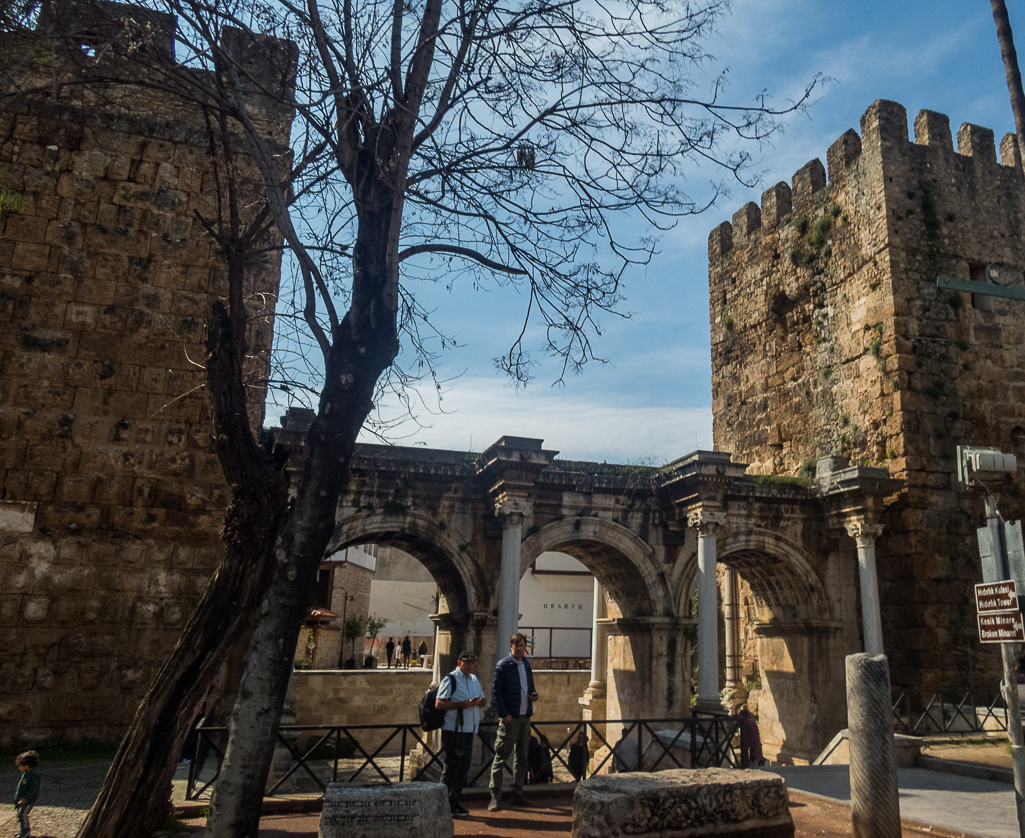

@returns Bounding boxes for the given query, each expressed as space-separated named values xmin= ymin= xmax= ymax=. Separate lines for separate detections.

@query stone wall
xmin=0 ymin=11 xmax=293 ymax=745
xmin=292 ymin=670 xmax=590 ymax=752
xmin=708 ymin=99 xmax=1025 ymax=690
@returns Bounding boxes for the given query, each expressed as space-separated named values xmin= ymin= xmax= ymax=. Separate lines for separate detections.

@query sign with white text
xmin=978 ymin=610 xmax=1025 ymax=643
xmin=975 ymin=580 xmax=1019 ymax=613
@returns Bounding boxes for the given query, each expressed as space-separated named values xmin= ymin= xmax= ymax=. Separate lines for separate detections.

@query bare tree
xmin=5 ymin=0 xmax=817 ymax=832
xmin=991 ymin=0 xmax=1025 ymax=167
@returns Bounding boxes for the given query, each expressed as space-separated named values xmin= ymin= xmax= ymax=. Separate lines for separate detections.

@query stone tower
xmin=0 ymin=4 xmax=294 ymax=744
xmin=709 ymin=99 xmax=1025 ymax=691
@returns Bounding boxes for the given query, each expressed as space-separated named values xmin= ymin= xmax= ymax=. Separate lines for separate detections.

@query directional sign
xmin=978 ymin=611 xmax=1025 ymax=643
xmin=976 ymin=580 xmax=1019 ymax=612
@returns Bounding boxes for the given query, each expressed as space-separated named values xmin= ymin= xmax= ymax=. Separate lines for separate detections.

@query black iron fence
xmin=892 ymin=689 xmax=1011 ymax=736
xmin=184 ymin=713 xmax=745 ymax=801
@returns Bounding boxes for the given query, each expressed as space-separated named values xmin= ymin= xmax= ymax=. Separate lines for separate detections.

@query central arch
xmin=520 ymin=517 xmax=670 ymax=617
xmin=519 ymin=517 xmax=684 ymax=720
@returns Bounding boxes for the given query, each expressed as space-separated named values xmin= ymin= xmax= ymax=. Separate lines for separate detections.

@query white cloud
xmin=360 ymin=376 xmax=713 ymax=463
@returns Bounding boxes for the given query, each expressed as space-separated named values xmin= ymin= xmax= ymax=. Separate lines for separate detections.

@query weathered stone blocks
xmin=571 ymin=769 xmax=793 ymax=838
xmin=319 ymin=782 xmax=452 ymax=838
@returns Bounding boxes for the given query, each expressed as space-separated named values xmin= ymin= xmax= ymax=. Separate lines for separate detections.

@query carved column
xmin=721 ymin=567 xmax=748 ymax=712
xmin=845 ymin=519 xmax=886 ymax=655
xmin=496 ymin=499 xmax=530 ymax=660
xmin=689 ymin=508 xmax=727 ymax=711
xmin=580 ymin=580 xmax=608 ymax=730
xmin=477 ymin=436 xmax=557 ymax=661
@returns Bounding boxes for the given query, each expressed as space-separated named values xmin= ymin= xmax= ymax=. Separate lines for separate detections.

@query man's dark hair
xmin=510 ymin=632 xmax=528 ymax=647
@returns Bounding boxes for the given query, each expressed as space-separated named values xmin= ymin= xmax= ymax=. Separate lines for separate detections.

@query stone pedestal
xmin=572 ymin=769 xmax=793 ymax=838
xmin=320 ymin=782 xmax=452 ymax=838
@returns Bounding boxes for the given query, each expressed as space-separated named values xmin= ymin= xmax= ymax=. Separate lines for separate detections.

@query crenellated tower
xmin=709 ymin=99 xmax=1025 ymax=689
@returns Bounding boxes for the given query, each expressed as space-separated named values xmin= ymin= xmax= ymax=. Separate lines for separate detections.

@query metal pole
xmin=987 ymin=493 xmax=1025 ymax=838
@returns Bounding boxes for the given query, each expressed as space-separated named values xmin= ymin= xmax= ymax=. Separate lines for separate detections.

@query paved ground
xmin=0 ymin=739 xmax=1017 ymax=838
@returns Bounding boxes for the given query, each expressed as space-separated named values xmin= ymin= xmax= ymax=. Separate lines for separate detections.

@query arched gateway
xmin=271 ymin=417 xmax=900 ymax=762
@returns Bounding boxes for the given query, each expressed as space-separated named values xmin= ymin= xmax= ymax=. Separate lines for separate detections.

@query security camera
xmin=957 ymin=445 xmax=1018 ymax=487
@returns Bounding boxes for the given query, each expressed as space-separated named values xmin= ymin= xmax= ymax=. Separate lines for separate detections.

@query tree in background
xmin=364 ymin=615 xmax=389 ymax=666
xmin=1 ymin=0 xmax=817 ymax=832
xmin=990 ymin=0 xmax=1025 ymax=167
xmin=342 ymin=615 xmax=367 ymax=665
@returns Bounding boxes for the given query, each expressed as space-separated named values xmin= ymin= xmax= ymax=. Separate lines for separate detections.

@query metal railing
xmin=892 ymin=689 xmax=1011 ymax=736
xmin=184 ymin=713 xmax=744 ymax=801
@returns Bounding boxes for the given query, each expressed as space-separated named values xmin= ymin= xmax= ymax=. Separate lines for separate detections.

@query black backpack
xmin=419 ymin=674 xmax=456 ymax=731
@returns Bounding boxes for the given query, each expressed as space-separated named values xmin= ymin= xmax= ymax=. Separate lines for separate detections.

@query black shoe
xmin=511 ymin=792 xmax=529 ymax=807
xmin=451 ymin=804 xmax=470 ymax=818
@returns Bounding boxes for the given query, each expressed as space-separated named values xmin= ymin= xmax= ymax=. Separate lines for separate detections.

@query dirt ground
xmin=787 ymin=790 xmax=980 ymax=838
xmin=177 ymin=789 xmax=987 ymax=838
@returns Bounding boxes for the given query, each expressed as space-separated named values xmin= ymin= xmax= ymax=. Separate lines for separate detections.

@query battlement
xmin=41 ymin=1 xmax=298 ymax=108
xmin=710 ymin=99 xmax=1023 ymax=260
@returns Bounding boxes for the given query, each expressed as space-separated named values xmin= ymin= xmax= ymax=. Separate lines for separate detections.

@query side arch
xmin=677 ymin=526 xmax=833 ymax=623
xmin=329 ymin=510 xmax=480 ymax=617
xmin=520 ymin=517 xmax=671 ymax=617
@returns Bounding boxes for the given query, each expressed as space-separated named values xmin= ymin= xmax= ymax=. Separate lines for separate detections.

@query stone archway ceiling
xmin=720 ymin=549 xmax=816 ymax=609
xmin=546 ymin=539 xmax=651 ymax=609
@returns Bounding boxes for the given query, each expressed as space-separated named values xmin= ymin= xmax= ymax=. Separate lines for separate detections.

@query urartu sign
xmin=975 ymin=580 xmax=1018 ymax=613
xmin=978 ymin=611 xmax=1025 ymax=643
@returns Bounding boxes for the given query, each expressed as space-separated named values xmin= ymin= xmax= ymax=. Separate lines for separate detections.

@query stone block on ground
xmin=572 ymin=768 xmax=793 ymax=838
xmin=319 ymin=781 xmax=452 ymax=838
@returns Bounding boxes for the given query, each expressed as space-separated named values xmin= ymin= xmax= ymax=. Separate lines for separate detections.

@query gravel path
xmin=0 ymin=760 xmax=110 ymax=838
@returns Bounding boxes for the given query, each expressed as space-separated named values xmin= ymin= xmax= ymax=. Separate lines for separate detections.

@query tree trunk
xmin=76 ymin=302 xmax=289 ymax=838
xmin=204 ymin=201 xmax=401 ymax=837
xmin=991 ymin=0 xmax=1025 ymax=168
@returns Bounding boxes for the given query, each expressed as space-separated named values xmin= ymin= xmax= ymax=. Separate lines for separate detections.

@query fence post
xmin=400 ymin=726 xmax=407 ymax=783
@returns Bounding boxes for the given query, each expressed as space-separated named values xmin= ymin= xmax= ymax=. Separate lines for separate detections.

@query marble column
xmin=496 ymin=502 xmax=528 ymax=660
xmin=721 ymin=567 xmax=748 ymax=712
xmin=845 ymin=519 xmax=886 ymax=655
xmin=581 ymin=580 xmax=608 ymax=731
xmin=689 ymin=509 xmax=727 ymax=711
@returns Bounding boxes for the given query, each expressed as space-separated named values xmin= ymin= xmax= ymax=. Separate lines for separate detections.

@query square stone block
xmin=319 ymin=781 xmax=452 ymax=838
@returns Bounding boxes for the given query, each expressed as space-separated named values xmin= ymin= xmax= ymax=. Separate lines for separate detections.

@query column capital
xmin=844 ymin=518 xmax=884 ymax=546
xmin=494 ymin=498 xmax=531 ymax=523
xmin=688 ymin=508 xmax=728 ymax=534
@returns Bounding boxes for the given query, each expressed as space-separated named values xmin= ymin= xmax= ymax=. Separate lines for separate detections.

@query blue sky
xmin=272 ymin=0 xmax=1025 ymax=464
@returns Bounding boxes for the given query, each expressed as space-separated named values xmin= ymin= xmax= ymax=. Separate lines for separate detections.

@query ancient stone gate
xmin=272 ymin=415 xmax=898 ymax=762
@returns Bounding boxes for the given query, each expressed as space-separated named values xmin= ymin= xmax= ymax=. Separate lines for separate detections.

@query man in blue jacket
xmin=488 ymin=633 xmax=538 ymax=810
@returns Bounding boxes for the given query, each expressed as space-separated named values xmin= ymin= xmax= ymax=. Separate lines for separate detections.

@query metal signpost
xmin=959 ymin=446 xmax=1025 ymax=838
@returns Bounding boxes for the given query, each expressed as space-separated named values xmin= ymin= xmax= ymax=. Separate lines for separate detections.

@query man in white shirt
xmin=436 ymin=650 xmax=487 ymax=817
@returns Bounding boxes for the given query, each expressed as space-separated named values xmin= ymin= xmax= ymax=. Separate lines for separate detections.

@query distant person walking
xmin=738 ymin=707 xmax=766 ymax=767
xmin=418 ymin=640 xmax=429 ymax=665
xmin=386 ymin=637 xmax=396 ymax=668
xmin=435 ymin=650 xmax=486 ymax=818
xmin=401 ymin=636 xmax=412 ymax=669
xmin=14 ymin=750 xmax=40 ymax=838
xmin=610 ymin=728 xmax=638 ymax=773
xmin=488 ymin=633 xmax=538 ymax=811
xmin=568 ymin=731 xmax=589 ymax=781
